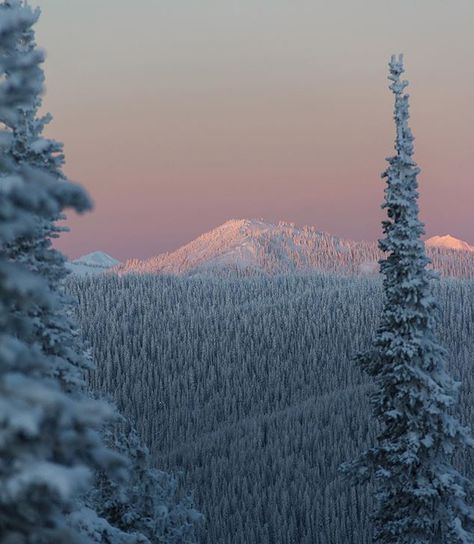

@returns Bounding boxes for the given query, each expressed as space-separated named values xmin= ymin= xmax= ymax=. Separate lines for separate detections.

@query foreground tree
xmin=90 ymin=417 xmax=202 ymax=543
xmin=2 ymin=4 xmax=202 ymax=542
xmin=0 ymin=2 xmax=129 ymax=541
xmin=6 ymin=1 xmax=93 ymax=394
xmin=345 ymin=55 xmax=474 ymax=543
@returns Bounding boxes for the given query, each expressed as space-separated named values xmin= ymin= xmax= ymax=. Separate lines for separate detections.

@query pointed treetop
xmin=387 ymin=53 xmax=416 ymax=162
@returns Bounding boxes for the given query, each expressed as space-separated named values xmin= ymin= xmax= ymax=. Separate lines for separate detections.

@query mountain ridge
xmin=114 ymin=220 xmax=474 ymax=279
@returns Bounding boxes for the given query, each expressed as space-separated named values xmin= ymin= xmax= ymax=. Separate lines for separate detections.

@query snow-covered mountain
xmin=67 ymin=251 xmax=120 ymax=276
xmin=115 ymin=219 xmax=474 ymax=278
xmin=116 ymin=219 xmax=374 ymax=276
xmin=425 ymin=234 xmax=474 ymax=252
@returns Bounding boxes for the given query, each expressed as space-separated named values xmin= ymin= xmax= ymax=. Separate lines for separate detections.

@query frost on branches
xmin=5 ymin=0 xmax=94 ymax=394
xmin=344 ymin=55 xmax=474 ymax=543
xmin=0 ymin=2 xmax=125 ymax=542
xmin=0 ymin=3 xmax=202 ymax=543
xmin=90 ymin=417 xmax=203 ymax=544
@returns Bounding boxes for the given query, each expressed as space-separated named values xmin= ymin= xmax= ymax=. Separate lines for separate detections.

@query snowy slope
xmin=117 ymin=219 xmax=379 ymax=276
xmin=116 ymin=220 xmax=474 ymax=279
xmin=67 ymin=251 xmax=120 ymax=276
xmin=425 ymin=235 xmax=474 ymax=252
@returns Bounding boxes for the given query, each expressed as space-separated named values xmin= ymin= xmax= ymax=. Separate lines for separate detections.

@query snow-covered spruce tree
xmin=0 ymin=2 xmax=133 ymax=542
xmin=2 ymin=5 xmax=203 ymax=543
xmin=5 ymin=7 xmax=93 ymax=394
xmin=90 ymin=417 xmax=203 ymax=544
xmin=344 ymin=55 xmax=474 ymax=543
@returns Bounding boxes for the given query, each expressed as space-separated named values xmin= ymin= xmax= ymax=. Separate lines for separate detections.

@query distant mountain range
xmin=66 ymin=251 xmax=120 ymax=276
xmin=107 ymin=219 xmax=474 ymax=279
xmin=66 ymin=221 xmax=474 ymax=278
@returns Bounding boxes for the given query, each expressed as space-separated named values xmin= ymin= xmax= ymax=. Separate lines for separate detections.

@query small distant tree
xmin=344 ymin=55 xmax=474 ymax=543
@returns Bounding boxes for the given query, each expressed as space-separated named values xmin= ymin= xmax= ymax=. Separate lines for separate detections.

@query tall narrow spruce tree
xmin=347 ymin=55 xmax=474 ymax=543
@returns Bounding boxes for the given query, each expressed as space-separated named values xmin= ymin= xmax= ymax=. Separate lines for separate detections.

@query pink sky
xmin=36 ymin=1 xmax=474 ymax=260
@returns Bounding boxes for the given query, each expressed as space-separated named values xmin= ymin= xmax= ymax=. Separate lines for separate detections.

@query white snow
xmin=67 ymin=251 xmax=120 ymax=276
xmin=74 ymin=251 xmax=120 ymax=267
xmin=79 ymin=222 xmax=474 ymax=278
xmin=425 ymin=235 xmax=474 ymax=252
xmin=115 ymin=219 xmax=378 ymax=276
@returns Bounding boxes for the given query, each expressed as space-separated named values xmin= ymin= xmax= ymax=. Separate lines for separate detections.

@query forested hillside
xmin=68 ymin=274 xmax=474 ymax=543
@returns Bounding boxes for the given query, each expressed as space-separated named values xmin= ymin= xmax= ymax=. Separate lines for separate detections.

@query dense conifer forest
xmin=69 ymin=273 xmax=474 ymax=543
xmin=2 ymin=1 xmax=472 ymax=541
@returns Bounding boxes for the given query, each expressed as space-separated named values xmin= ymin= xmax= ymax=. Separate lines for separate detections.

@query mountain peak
xmin=425 ymin=235 xmax=474 ymax=252
xmin=74 ymin=251 xmax=120 ymax=267
xmin=110 ymin=221 xmax=474 ymax=279
xmin=116 ymin=219 xmax=360 ymax=276
xmin=216 ymin=218 xmax=292 ymax=235
xmin=67 ymin=251 xmax=120 ymax=276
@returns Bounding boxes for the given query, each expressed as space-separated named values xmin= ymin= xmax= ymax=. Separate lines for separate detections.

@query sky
xmin=35 ymin=0 xmax=474 ymax=260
